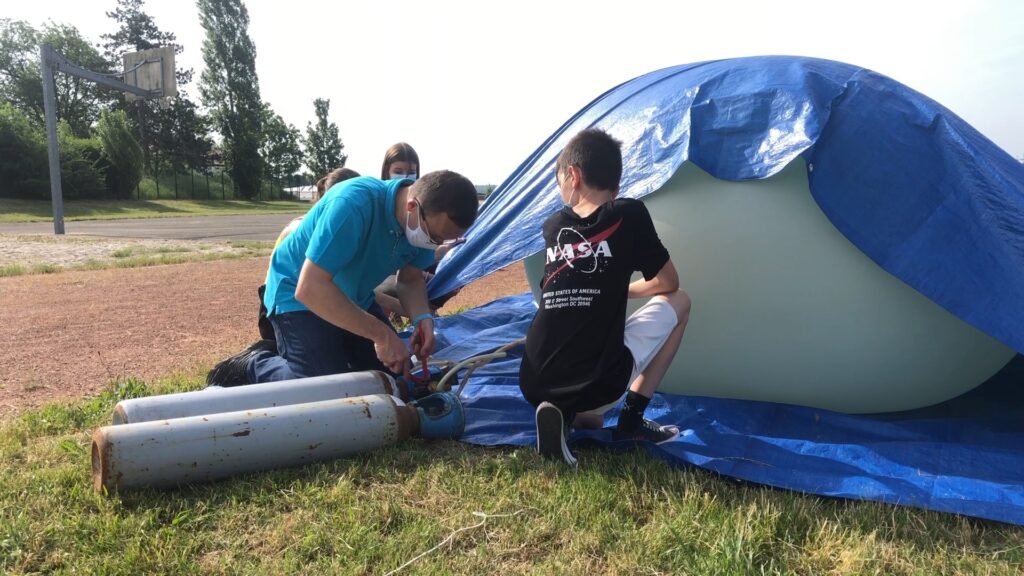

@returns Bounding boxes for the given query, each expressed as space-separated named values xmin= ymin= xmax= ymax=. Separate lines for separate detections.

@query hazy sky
xmin=9 ymin=0 xmax=1023 ymax=184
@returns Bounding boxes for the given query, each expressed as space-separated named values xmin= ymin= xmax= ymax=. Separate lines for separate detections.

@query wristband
xmin=411 ymin=313 xmax=433 ymax=327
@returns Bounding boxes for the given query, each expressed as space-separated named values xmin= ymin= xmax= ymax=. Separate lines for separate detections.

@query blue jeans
xmin=249 ymin=304 xmax=394 ymax=383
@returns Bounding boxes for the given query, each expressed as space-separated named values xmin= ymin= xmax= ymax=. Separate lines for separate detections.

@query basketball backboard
xmin=123 ymin=47 xmax=176 ymax=101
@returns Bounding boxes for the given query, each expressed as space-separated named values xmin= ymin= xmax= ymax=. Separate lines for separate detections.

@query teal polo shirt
xmin=264 ymin=176 xmax=435 ymax=315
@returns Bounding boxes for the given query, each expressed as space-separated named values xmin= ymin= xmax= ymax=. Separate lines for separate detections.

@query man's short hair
xmin=555 ymin=128 xmax=623 ymax=193
xmin=414 ymin=170 xmax=479 ymax=229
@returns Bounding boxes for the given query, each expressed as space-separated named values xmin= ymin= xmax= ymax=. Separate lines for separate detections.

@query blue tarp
xmin=430 ymin=55 xmax=1024 ymax=354
xmin=426 ymin=294 xmax=1024 ymax=525
xmin=419 ymin=56 xmax=1024 ymax=523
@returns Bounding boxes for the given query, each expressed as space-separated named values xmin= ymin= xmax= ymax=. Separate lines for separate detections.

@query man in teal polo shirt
xmin=207 ymin=170 xmax=478 ymax=385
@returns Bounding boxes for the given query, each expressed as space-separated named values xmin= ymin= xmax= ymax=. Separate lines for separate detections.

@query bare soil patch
xmin=0 ymin=257 xmax=529 ymax=420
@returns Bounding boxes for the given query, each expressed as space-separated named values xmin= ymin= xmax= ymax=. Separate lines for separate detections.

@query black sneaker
xmin=206 ymin=339 xmax=276 ymax=386
xmin=535 ymin=402 xmax=577 ymax=468
xmin=612 ymin=418 xmax=680 ymax=445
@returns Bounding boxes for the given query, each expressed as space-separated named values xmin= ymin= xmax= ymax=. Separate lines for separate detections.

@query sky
xmin=8 ymin=0 xmax=1024 ymax=185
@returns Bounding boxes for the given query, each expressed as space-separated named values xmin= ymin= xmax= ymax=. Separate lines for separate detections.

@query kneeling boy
xmin=519 ymin=129 xmax=692 ymax=467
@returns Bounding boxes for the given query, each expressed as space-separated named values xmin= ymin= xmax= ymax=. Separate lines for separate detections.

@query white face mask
xmin=391 ymin=173 xmax=417 ymax=181
xmin=562 ymin=187 xmax=578 ymax=209
xmin=557 ymin=167 xmax=579 ymax=209
xmin=405 ymin=201 xmax=439 ymax=250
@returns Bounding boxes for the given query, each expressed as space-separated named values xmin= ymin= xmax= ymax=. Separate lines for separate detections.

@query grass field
xmin=0 ymin=235 xmax=272 ymax=278
xmin=1 ymin=373 xmax=1022 ymax=575
xmin=0 ymin=198 xmax=308 ymax=223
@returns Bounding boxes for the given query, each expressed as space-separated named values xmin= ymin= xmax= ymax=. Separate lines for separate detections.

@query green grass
xmin=87 ymin=249 xmax=266 ymax=271
xmin=0 ymin=198 xmax=308 ymax=223
xmin=2 ymin=374 xmax=1022 ymax=574
xmin=0 ymin=236 xmax=273 ymax=278
xmin=0 ymin=263 xmax=27 ymax=277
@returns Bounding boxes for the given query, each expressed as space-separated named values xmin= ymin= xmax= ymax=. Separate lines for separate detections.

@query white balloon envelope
xmin=525 ymin=159 xmax=1015 ymax=413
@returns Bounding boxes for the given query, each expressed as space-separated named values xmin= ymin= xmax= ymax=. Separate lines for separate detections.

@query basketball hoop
xmin=122 ymin=47 xmax=176 ymax=102
xmin=39 ymin=43 xmax=179 ymax=235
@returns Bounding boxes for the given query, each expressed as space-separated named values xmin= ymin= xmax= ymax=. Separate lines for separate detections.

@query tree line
xmin=0 ymin=0 xmax=346 ymax=201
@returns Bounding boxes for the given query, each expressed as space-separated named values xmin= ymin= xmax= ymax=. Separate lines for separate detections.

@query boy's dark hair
xmin=381 ymin=142 xmax=420 ymax=179
xmin=555 ymin=128 xmax=623 ymax=192
xmin=413 ymin=170 xmax=479 ymax=229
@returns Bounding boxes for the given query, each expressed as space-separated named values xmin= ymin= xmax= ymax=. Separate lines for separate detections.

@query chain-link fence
xmin=137 ymin=152 xmax=311 ymax=201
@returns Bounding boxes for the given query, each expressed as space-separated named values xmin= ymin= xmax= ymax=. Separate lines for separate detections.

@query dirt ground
xmin=0 ymin=257 xmax=529 ymax=420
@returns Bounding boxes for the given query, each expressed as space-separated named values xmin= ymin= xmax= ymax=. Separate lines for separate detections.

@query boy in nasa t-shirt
xmin=519 ymin=129 xmax=692 ymax=467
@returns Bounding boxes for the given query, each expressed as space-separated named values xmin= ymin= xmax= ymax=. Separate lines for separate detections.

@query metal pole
xmin=40 ymin=45 xmax=65 ymax=235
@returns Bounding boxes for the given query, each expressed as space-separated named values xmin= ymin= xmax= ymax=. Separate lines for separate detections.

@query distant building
xmin=284 ymin=186 xmax=316 ymax=201
xmin=474 ymin=184 xmax=496 ymax=201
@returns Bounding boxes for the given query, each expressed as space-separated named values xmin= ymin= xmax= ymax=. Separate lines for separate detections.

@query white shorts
xmin=582 ymin=297 xmax=678 ymax=415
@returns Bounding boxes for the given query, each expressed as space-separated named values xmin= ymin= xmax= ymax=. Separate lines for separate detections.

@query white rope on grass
xmin=384 ymin=509 xmax=527 ymax=575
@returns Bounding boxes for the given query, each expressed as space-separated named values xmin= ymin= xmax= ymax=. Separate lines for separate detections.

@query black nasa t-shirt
xmin=519 ymin=198 xmax=670 ymax=413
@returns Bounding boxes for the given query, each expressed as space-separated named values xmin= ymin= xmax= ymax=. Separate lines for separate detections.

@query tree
xmin=95 ymin=109 xmax=143 ymax=198
xmin=102 ymin=0 xmax=195 ymax=93
xmin=303 ymin=98 xmax=345 ymax=179
xmin=0 ymin=19 xmax=117 ymax=137
xmin=102 ymin=0 xmax=203 ymax=174
xmin=152 ymin=98 xmax=213 ymax=175
xmin=260 ymin=105 xmax=302 ymax=183
xmin=0 ymin=102 xmax=48 ymax=198
xmin=0 ymin=20 xmax=41 ymax=125
xmin=57 ymin=121 xmax=106 ymax=198
xmin=197 ymin=0 xmax=263 ymax=199
xmin=101 ymin=0 xmax=190 ymax=88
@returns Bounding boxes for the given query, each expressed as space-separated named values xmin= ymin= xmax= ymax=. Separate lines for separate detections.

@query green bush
xmin=95 ymin=109 xmax=143 ymax=199
xmin=0 ymin=103 xmax=49 ymax=199
xmin=57 ymin=121 xmax=105 ymax=199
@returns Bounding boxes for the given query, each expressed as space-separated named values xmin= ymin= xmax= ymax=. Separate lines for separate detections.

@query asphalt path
xmin=0 ymin=213 xmax=302 ymax=241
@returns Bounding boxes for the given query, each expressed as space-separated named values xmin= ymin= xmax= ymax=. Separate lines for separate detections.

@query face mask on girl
xmin=390 ymin=173 xmax=417 ymax=181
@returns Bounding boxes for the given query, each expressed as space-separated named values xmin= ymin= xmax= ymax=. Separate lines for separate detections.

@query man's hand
xmin=373 ymin=326 xmax=412 ymax=378
xmin=410 ymin=318 xmax=436 ymax=359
